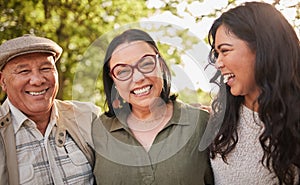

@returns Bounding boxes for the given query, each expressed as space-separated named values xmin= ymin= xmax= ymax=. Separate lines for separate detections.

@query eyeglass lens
xmin=112 ymin=55 xmax=157 ymax=81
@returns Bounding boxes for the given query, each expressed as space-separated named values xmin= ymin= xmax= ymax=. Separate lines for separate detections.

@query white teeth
xmin=133 ymin=86 xmax=151 ymax=95
xmin=223 ymin=74 xmax=235 ymax=83
xmin=28 ymin=90 xmax=46 ymax=96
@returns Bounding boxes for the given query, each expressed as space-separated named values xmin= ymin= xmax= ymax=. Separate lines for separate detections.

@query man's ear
xmin=0 ymin=72 xmax=7 ymax=92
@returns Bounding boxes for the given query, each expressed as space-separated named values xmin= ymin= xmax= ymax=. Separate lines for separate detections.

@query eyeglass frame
xmin=110 ymin=53 xmax=159 ymax=81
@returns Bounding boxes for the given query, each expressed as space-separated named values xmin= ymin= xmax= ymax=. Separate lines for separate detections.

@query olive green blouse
xmin=92 ymin=100 xmax=214 ymax=185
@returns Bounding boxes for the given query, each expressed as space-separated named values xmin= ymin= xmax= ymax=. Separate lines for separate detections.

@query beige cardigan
xmin=0 ymin=99 xmax=101 ymax=185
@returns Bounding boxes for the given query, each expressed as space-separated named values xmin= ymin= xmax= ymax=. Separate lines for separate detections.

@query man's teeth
xmin=223 ymin=74 xmax=235 ymax=83
xmin=29 ymin=90 xmax=46 ymax=96
xmin=133 ymin=86 xmax=150 ymax=95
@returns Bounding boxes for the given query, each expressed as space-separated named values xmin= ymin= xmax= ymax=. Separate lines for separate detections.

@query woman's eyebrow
xmin=216 ymin=43 xmax=233 ymax=50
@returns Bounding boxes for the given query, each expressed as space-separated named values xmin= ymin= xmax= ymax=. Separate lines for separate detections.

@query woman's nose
xmin=132 ymin=68 xmax=145 ymax=82
xmin=215 ymin=57 xmax=225 ymax=70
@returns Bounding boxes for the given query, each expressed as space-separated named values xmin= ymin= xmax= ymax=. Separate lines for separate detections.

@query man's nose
xmin=29 ymin=71 xmax=46 ymax=85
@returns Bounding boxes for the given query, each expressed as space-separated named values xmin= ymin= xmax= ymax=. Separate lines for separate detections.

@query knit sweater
xmin=210 ymin=105 xmax=278 ymax=185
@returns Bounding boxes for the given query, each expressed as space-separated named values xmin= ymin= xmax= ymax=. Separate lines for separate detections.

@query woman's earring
xmin=112 ymin=91 xmax=121 ymax=109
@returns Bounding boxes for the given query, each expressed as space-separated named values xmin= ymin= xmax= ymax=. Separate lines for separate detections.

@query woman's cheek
xmin=115 ymin=82 xmax=131 ymax=101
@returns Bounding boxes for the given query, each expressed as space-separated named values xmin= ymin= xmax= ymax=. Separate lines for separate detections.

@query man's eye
xmin=18 ymin=70 xmax=30 ymax=74
xmin=41 ymin=67 xmax=52 ymax=72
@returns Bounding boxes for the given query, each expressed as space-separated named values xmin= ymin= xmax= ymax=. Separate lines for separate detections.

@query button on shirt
xmin=8 ymin=100 xmax=94 ymax=185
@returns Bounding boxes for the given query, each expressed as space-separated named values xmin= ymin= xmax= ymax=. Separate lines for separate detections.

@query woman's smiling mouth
xmin=223 ymin=73 xmax=235 ymax=84
xmin=132 ymin=85 xmax=152 ymax=95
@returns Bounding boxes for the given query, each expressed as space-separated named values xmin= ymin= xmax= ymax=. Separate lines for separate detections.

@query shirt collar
xmin=109 ymin=100 xmax=189 ymax=132
xmin=7 ymin=99 xmax=58 ymax=134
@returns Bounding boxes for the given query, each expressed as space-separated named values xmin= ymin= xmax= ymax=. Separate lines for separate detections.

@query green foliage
xmin=176 ymin=88 xmax=212 ymax=106
xmin=1 ymin=0 xmax=298 ymax=109
xmin=0 ymin=0 xmax=154 ymax=107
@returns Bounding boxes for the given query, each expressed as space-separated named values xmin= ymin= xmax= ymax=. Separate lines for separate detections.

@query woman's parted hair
xmin=208 ymin=2 xmax=300 ymax=184
xmin=102 ymin=29 xmax=175 ymax=117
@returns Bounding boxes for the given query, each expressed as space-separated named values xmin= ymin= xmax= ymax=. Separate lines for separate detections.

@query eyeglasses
xmin=110 ymin=54 xmax=159 ymax=81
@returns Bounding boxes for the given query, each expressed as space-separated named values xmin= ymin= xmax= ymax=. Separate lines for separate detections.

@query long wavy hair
xmin=102 ymin=29 xmax=176 ymax=117
xmin=208 ymin=2 xmax=300 ymax=184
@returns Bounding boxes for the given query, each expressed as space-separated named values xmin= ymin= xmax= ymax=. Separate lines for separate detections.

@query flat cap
xmin=0 ymin=34 xmax=63 ymax=70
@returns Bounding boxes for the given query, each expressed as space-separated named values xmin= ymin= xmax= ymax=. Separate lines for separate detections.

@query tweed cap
xmin=0 ymin=34 xmax=63 ymax=70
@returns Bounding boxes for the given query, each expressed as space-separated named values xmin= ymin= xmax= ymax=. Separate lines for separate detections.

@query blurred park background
xmin=1 ymin=0 xmax=299 ymax=111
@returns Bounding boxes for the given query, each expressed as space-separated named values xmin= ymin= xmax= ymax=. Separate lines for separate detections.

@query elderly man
xmin=0 ymin=35 xmax=100 ymax=185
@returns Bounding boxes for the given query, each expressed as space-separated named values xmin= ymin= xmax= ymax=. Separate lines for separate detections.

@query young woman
xmin=207 ymin=2 xmax=300 ymax=185
xmin=92 ymin=29 xmax=214 ymax=185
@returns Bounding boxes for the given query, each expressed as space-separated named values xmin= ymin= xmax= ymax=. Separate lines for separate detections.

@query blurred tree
xmin=0 ymin=0 xmax=298 ymax=109
xmin=0 ymin=0 xmax=154 ymax=106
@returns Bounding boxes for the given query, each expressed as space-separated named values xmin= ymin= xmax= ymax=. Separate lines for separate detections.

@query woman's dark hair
xmin=103 ymin=29 xmax=176 ymax=117
xmin=208 ymin=2 xmax=300 ymax=184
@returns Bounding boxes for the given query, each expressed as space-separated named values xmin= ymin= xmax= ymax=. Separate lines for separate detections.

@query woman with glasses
xmin=92 ymin=29 xmax=214 ymax=185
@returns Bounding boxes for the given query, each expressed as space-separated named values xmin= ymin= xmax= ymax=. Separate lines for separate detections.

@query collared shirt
xmin=93 ymin=100 xmax=214 ymax=185
xmin=8 ymin=100 xmax=94 ymax=185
